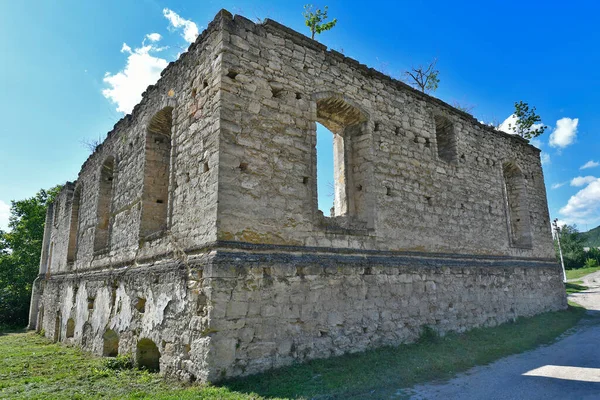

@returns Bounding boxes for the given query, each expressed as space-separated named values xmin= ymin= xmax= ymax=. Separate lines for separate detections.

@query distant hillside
xmin=580 ymin=225 xmax=600 ymax=247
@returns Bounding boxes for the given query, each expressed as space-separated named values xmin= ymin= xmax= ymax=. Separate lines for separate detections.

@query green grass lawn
xmin=566 ymin=266 xmax=600 ymax=280
xmin=0 ymin=303 xmax=586 ymax=400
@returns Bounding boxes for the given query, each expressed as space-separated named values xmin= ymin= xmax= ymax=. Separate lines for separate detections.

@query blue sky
xmin=1 ymin=0 xmax=599 ymax=231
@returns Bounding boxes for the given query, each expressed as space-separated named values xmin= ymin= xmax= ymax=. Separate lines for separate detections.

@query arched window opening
xmin=66 ymin=318 xmax=75 ymax=338
xmin=81 ymin=322 xmax=92 ymax=348
xmin=136 ymin=338 xmax=161 ymax=372
xmin=67 ymin=186 xmax=82 ymax=263
xmin=434 ymin=115 xmax=457 ymax=163
xmin=503 ymin=162 xmax=532 ymax=248
xmin=103 ymin=329 xmax=119 ymax=357
xmin=94 ymin=157 xmax=115 ymax=252
xmin=140 ymin=107 xmax=173 ymax=238
xmin=315 ymin=95 xmax=367 ymax=220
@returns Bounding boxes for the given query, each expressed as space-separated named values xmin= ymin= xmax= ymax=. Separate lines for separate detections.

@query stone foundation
xmin=36 ymin=244 xmax=566 ymax=381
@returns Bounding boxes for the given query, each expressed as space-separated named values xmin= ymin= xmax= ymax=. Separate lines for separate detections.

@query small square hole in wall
xmin=425 ymin=196 xmax=433 ymax=206
xmin=203 ymin=162 xmax=210 ymax=172
xmin=238 ymin=162 xmax=248 ymax=172
xmin=136 ymin=298 xmax=146 ymax=313
xmin=425 ymin=138 xmax=431 ymax=148
xmin=203 ymin=80 xmax=209 ymax=89
xmin=357 ymin=184 xmax=363 ymax=192
xmin=303 ymin=176 xmax=309 ymax=184
xmin=226 ymin=70 xmax=238 ymax=80
xmin=87 ymin=297 xmax=95 ymax=310
xmin=156 ymin=199 xmax=164 ymax=204
xmin=271 ymin=87 xmax=283 ymax=98
xmin=374 ymin=122 xmax=380 ymax=132
xmin=395 ymin=127 xmax=401 ymax=136
xmin=296 ymin=92 xmax=302 ymax=100
xmin=386 ymin=187 xmax=392 ymax=196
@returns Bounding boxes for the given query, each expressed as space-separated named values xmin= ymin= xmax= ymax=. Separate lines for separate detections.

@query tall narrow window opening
xmin=503 ymin=162 xmax=532 ymax=247
xmin=140 ymin=107 xmax=173 ymax=238
xmin=434 ymin=115 xmax=457 ymax=163
xmin=315 ymin=95 xmax=368 ymax=220
xmin=94 ymin=157 xmax=115 ymax=251
xmin=67 ymin=186 xmax=82 ymax=263
xmin=316 ymin=123 xmax=335 ymax=216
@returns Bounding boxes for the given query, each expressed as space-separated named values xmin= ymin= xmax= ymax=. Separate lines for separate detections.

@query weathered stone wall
xmin=216 ymin=15 xmax=553 ymax=258
xmin=30 ymin=9 xmax=566 ymax=383
xmin=36 ymin=246 xmax=566 ymax=381
xmin=42 ymin=12 xmax=227 ymax=276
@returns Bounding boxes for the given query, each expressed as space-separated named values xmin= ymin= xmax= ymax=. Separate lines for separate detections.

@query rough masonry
xmin=29 ymin=10 xmax=567 ymax=382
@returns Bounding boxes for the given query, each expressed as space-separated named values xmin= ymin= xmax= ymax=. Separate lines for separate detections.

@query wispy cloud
xmin=163 ymin=8 xmax=199 ymax=43
xmin=549 ymin=117 xmax=578 ymax=148
xmin=541 ymin=153 xmax=550 ymax=165
xmin=0 ymin=200 xmax=9 ymax=231
xmin=551 ymin=182 xmax=566 ymax=189
xmin=571 ymin=176 xmax=597 ymax=187
xmin=580 ymin=160 xmax=600 ymax=170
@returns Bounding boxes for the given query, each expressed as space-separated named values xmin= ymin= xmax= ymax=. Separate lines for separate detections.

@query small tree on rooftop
xmin=507 ymin=101 xmax=548 ymax=139
xmin=404 ymin=58 xmax=440 ymax=94
xmin=303 ymin=5 xmax=337 ymax=40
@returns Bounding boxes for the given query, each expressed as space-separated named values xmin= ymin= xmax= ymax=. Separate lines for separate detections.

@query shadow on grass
xmin=566 ymin=282 xmax=589 ymax=295
xmin=0 ymin=324 xmax=26 ymax=337
xmin=220 ymin=305 xmax=586 ymax=399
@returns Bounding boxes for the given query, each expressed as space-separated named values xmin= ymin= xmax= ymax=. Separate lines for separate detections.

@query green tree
xmin=554 ymin=224 xmax=586 ymax=270
xmin=0 ymin=186 xmax=60 ymax=326
xmin=507 ymin=101 xmax=548 ymax=139
xmin=303 ymin=4 xmax=337 ymax=40
xmin=404 ymin=58 xmax=440 ymax=94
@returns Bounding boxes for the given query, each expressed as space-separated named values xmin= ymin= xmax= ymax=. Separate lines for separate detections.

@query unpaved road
xmin=399 ymin=278 xmax=600 ymax=400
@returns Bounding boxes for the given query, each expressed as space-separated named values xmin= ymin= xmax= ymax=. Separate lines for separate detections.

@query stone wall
xmin=216 ymin=15 xmax=553 ymax=258
xmin=30 ymin=9 xmax=566 ymax=383
xmin=36 ymin=245 xmax=566 ymax=381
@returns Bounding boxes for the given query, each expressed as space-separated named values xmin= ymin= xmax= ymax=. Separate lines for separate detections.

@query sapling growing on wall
xmin=404 ymin=58 xmax=440 ymax=94
xmin=506 ymin=101 xmax=547 ymax=139
xmin=303 ymin=4 xmax=337 ymax=40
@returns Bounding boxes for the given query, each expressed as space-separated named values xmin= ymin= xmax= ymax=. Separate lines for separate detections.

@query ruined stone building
xmin=29 ymin=10 xmax=566 ymax=381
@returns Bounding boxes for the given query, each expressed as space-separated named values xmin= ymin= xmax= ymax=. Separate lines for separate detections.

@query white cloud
xmin=163 ymin=8 xmax=199 ymax=43
xmin=498 ymin=114 xmax=544 ymax=137
xmin=549 ymin=117 xmax=578 ymax=148
xmin=571 ymin=176 xmax=597 ymax=187
xmin=540 ymin=153 xmax=550 ymax=165
xmin=581 ymin=160 xmax=600 ymax=170
xmin=560 ymin=177 xmax=600 ymax=225
xmin=551 ymin=182 xmax=566 ymax=189
xmin=0 ymin=200 xmax=9 ymax=231
xmin=146 ymin=33 xmax=161 ymax=42
xmin=102 ymin=41 xmax=168 ymax=114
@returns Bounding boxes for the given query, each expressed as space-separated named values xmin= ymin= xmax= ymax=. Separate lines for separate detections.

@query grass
xmin=565 ymin=281 xmax=589 ymax=294
xmin=566 ymin=266 xmax=600 ymax=280
xmin=0 ymin=304 xmax=586 ymax=400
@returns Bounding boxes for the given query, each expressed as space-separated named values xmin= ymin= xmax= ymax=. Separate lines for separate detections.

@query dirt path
xmin=399 ymin=276 xmax=600 ymax=400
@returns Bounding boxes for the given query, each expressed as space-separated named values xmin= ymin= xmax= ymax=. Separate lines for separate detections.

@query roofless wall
xmin=30 ymin=10 xmax=565 ymax=383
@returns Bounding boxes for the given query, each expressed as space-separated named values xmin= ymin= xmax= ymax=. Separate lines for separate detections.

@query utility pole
xmin=553 ymin=219 xmax=567 ymax=283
